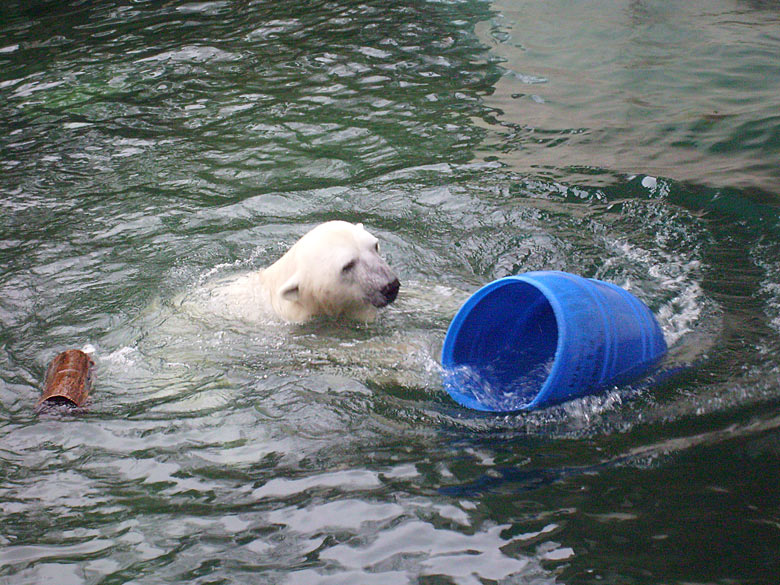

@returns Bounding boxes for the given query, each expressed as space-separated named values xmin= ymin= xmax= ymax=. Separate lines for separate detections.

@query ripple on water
xmin=2 ymin=1 xmax=780 ymax=584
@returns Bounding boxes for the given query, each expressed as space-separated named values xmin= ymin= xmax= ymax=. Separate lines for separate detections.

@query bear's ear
xmin=279 ymin=274 xmax=300 ymax=302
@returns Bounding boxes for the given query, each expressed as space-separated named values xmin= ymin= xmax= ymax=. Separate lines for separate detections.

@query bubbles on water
xmin=103 ymin=346 xmax=136 ymax=367
xmin=754 ymin=239 xmax=780 ymax=341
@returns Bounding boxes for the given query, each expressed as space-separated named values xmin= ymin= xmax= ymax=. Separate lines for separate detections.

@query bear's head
xmin=273 ymin=221 xmax=400 ymax=322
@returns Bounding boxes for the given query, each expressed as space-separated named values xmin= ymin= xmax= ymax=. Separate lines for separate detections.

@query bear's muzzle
xmin=373 ymin=278 xmax=400 ymax=307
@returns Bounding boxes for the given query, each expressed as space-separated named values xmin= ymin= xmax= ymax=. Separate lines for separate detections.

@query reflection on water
xmin=479 ymin=0 xmax=780 ymax=194
xmin=2 ymin=1 xmax=780 ymax=584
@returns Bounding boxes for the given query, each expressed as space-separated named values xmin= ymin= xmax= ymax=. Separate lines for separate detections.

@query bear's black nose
xmin=381 ymin=278 xmax=400 ymax=305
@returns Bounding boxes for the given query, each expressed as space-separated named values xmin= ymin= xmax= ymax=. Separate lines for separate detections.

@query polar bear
xmin=202 ymin=221 xmax=400 ymax=323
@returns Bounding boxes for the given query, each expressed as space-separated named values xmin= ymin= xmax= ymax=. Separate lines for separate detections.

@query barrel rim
xmin=441 ymin=271 xmax=571 ymax=411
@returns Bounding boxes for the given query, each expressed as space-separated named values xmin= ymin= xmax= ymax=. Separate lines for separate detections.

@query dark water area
xmin=1 ymin=1 xmax=779 ymax=584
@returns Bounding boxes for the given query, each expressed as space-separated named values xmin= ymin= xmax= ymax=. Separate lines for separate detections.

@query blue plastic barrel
xmin=441 ymin=271 xmax=667 ymax=411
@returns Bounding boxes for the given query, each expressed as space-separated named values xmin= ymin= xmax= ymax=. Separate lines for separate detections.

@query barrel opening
xmin=445 ymin=281 xmax=558 ymax=411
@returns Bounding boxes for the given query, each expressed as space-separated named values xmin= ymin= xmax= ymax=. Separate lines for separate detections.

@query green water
xmin=2 ymin=1 xmax=779 ymax=583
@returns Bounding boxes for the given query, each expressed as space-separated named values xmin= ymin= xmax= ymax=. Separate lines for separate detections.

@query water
xmin=1 ymin=1 xmax=779 ymax=583
xmin=444 ymin=357 xmax=555 ymax=412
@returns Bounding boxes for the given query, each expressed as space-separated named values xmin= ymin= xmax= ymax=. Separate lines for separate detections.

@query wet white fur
xmin=203 ymin=221 xmax=399 ymax=323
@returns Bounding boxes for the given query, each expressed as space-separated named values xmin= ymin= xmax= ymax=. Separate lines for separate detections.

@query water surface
xmin=2 ymin=1 xmax=779 ymax=584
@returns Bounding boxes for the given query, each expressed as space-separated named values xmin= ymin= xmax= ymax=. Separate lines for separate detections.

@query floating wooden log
xmin=36 ymin=349 xmax=94 ymax=411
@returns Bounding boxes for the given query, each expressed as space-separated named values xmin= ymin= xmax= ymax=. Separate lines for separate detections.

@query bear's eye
xmin=342 ymin=259 xmax=357 ymax=273
xmin=374 ymin=242 xmax=380 ymax=252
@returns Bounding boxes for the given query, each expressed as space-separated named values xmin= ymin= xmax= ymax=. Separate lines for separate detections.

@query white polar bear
xmin=201 ymin=221 xmax=400 ymax=323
